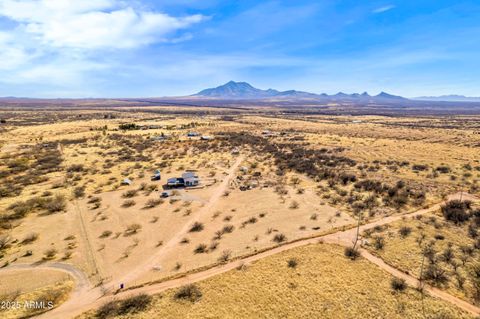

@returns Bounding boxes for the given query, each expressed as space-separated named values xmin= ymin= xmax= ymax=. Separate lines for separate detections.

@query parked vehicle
xmin=151 ymin=170 xmax=161 ymax=181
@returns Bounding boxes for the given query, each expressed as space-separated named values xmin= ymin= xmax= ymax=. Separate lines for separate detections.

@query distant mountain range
xmin=192 ymin=81 xmax=406 ymax=100
xmin=414 ymin=95 xmax=480 ymax=102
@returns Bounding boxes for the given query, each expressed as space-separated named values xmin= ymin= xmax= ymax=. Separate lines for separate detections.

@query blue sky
xmin=0 ymin=0 xmax=479 ymax=97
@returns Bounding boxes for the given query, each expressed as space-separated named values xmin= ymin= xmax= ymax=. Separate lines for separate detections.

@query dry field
xmin=79 ymin=243 xmax=472 ymax=319
xmin=0 ymin=107 xmax=479 ymax=318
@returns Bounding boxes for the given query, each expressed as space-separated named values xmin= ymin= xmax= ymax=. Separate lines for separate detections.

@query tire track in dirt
xmin=73 ymin=200 xmax=103 ymax=282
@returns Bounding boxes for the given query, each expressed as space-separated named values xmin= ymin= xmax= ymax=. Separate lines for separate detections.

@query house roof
xmin=182 ymin=172 xmax=198 ymax=179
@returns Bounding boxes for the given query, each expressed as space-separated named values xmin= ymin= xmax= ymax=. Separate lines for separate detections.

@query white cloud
xmin=0 ymin=0 xmax=205 ymax=94
xmin=0 ymin=32 xmax=33 ymax=70
xmin=0 ymin=0 xmax=205 ymax=49
xmin=372 ymin=5 xmax=396 ymax=14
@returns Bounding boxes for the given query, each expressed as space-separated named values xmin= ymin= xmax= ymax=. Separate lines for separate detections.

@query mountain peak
xmin=194 ymin=81 xmax=264 ymax=98
xmin=376 ymin=91 xmax=404 ymax=99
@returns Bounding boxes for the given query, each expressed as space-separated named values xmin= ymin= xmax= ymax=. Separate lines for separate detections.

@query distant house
xmin=151 ymin=134 xmax=169 ymax=141
xmin=166 ymin=172 xmax=200 ymax=188
xmin=187 ymin=132 xmax=200 ymax=137
xmin=182 ymin=172 xmax=200 ymax=186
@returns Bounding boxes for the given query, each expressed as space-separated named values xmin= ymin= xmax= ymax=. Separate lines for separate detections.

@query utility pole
xmin=352 ymin=212 xmax=362 ymax=250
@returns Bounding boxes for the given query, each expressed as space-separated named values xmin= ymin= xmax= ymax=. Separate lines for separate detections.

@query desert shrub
xmin=189 ymin=222 xmax=204 ymax=232
xmin=0 ymin=235 xmax=12 ymax=251
xmin=43 ymin=248 xmax=58 ymax=260
xmin=21 ymin=232 xmax=39 ymax=244
xmin=43 ymin=194 xmax=67 ymax=213
xmin=122 ymin=190 xmax=138 ymax=198
xmin=96 ymin=301 xmax=118 ymax=319
xmin=441 ymin=246 xmax=454 ymax=263
xmin=209 ymin=241 xmax=219 ymax=251
xmin=86 ymin=196 xmax=101 ymax=209
xmin=7 ymin=200 xmax=35 ymax=219
xmin=391 ymin=278 xmax=407 ymax=291
xmin=125 ymin=223 xmax=142 ymax=235
xmin=273 ymin=233 xmax=287 ymax=243
xmin=222 ymin=225 xmax=235 ymax=234
xmin=66 ymin=164 xmax=84 ymax=172
xmin=344 ymin=247 xmax=360 ymax=260
xmin=218 ymin=250 xmax=231 ymax=262
xmin=174 ymin=284 xmax=202 ymax=303
xmin=436 ymin=166 xmax=451 ymax=174
xmin=338 ymin=173 xmax=357 ymax=185
xmin=469 ymin=263 xmax=480 ymax=302
xmin=398 ymin=226 xmax=412 ymax=238
xmin=41 ymin=190 xmax=53 ymax=197
xmin=117 ymin=294 xmax=152 ymax=315
xmin=122 ymin=199 xmax=136 ymax=208
xmin=289 ymin=201 xmax=299 ymax=209
xmin=143 ymin=198 xmax=163 ymax=209
xmin=469 ymin=224 xmax=479 ymax=238
xmin=194 ymin=243 xmax=207 ymax=254
xmin=373 ymin=236 xmax=385 ymax=250
xmin=423 ymin=264 xmax=448 ymax=285
xmin=119 ymin=123 xmax=138 ymax=130
xmin=241 ymin=217 xmax=258 ymax=227
xmin=287 ymin=258 xmax=298 ymax=268
xmin=88 ymin=196 xmax=102 ymax=204
xmin=441 ymin=200 xmax=472 ymax=224
xmin=392 ymin=192 xmax=409 ymax=208
xmin=412 ymin=164 xmax=428 ymax=171
xmin=354 ymin=179 xmax=383 ymax=193
xmin=422 ymin=243 xmax=438 ymax=263
xmin=73 ymin=186 xmax=86 ymax=198
xmin=100 ymin=230 xmax=112 ymax=238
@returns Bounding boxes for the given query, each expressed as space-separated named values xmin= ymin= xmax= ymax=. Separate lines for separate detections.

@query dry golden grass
xmin=80 ymin=243 xmax=472 ymax=319
xmin=0 ymin=280 xmax=73 ymax=319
